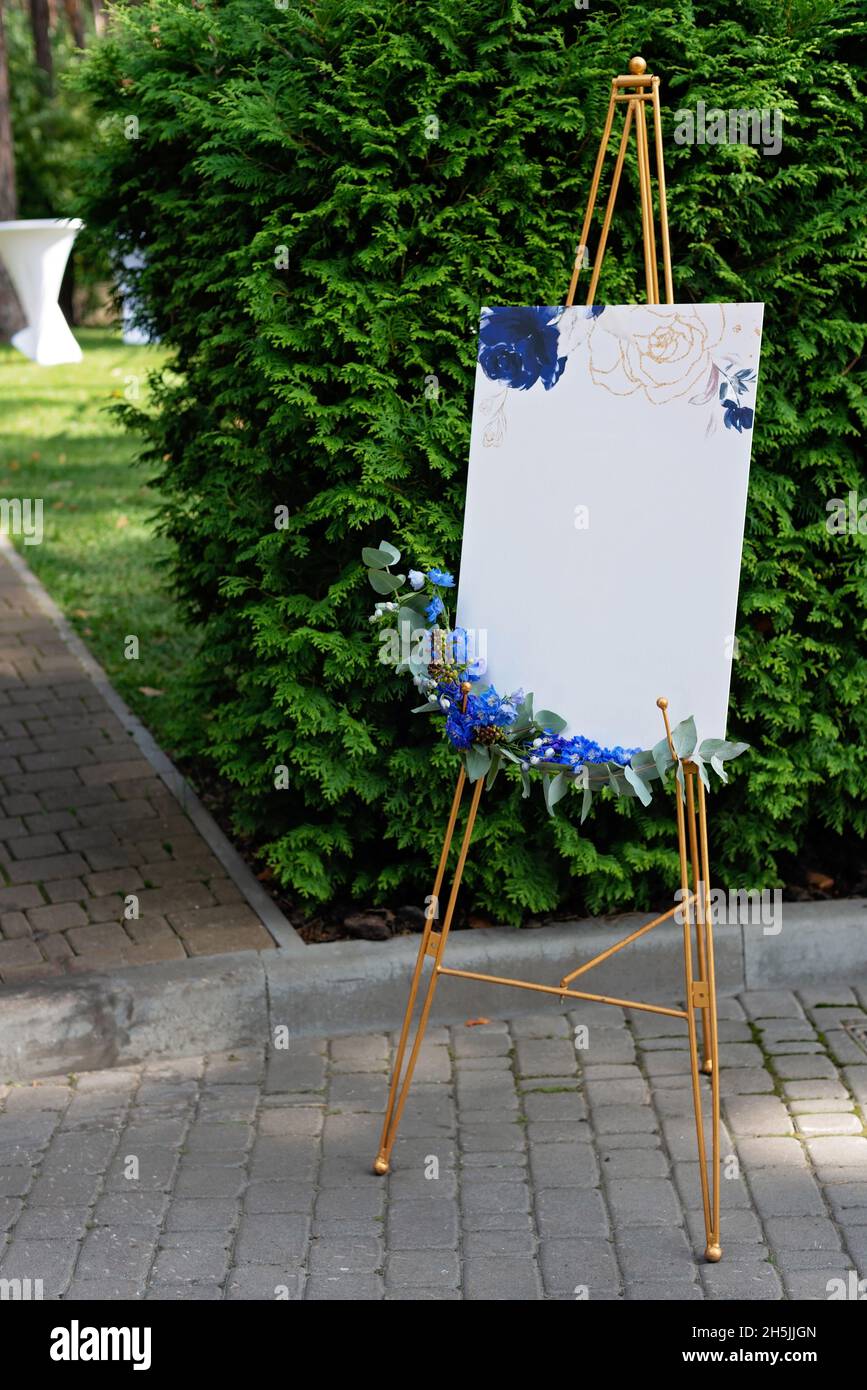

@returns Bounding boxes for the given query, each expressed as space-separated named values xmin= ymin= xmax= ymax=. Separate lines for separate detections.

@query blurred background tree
xmin=0 ymin=0 xmax=110 ymax=335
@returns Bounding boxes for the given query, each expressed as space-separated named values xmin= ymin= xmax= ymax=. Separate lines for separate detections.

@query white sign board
xmin=456 ymin=303 xmax=764 ymax=750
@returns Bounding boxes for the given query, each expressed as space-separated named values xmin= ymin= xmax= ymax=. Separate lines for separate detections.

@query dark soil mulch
xmin=185 ymin=761 xmax=867 ymax=944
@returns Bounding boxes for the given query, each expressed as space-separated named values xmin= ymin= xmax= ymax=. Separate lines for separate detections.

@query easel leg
xmin=685 ymin=772 xmax=712 ymax=1073
xmin=373 ymin=775 xmax=484 ymax=1175
xmin=678 ymin=766 xmax=722 ymax=1262
xmin=698 ymin=775 xmax=722 ymax=1260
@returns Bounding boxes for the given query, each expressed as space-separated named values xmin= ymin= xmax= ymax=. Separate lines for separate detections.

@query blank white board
xmin=456 ymin=303 xmax=764 ymax=750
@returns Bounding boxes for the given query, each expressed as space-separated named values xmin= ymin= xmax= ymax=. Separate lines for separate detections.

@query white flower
xmin=440 ymin=697 xmax=451 ymax=710
xmin=408 ymin=570 xmax=425 ymax=591
xmin=530 ymin=755 xmax=539 ymax=766
xmin=520 ymin=761 xmax=530 ymax=772
xmin=532 ymin=737 xmax=543 ymax=748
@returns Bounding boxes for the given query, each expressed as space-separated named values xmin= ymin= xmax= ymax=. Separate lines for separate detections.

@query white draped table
xmin=0 ymin=218 xmax=84 ymax=365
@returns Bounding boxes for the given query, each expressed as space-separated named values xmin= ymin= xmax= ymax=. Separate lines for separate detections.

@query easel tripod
xmin=373 ymin=58 xmax=723 ymax=1264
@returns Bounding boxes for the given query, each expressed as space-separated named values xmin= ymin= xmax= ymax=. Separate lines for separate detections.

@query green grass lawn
xmin=0 ymin=327 xmax=197 ymax=757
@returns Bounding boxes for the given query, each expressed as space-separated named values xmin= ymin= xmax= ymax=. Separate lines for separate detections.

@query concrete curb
xmin=0 ymin=535 xmax=302 ymax=954
xmin=2 ymin=898 xmax=865 ymax=1080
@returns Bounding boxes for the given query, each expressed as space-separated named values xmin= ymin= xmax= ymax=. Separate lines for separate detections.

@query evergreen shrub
xmin=74 ymin=0 xmax=867 ymax=922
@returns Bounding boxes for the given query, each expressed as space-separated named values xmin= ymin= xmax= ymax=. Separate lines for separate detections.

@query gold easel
xmin=373 ymin=57 xmax=723 ymax=1265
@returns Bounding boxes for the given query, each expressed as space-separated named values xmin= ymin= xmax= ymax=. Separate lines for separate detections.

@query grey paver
xmin=538 ymin=1236 xmax=619 ymax=1292
xmin=386 ymin=1250 xmax=459 ymax=1288
xmin=234 ymin=1214 xmax=311 ymax=1264
xmin=528 ymin=1142 xmax=600 ymax=1189
xmin=226 ymin=1265 xmax=304 ymax=1299
xmin=387 ymin=1200 xmax=459 ymax=1250
xmin=304 ymin=1273 xmax=383 ymax=1300
xmin=463 ymin=1257 xmax=542 ymax=1300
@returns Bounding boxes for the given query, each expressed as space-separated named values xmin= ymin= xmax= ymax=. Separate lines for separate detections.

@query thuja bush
xmin=74 ymin=0 xmax=867 ymax=923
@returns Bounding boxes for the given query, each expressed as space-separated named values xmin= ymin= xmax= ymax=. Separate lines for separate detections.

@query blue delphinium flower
xmin=427 ymin=568 xmax=455 ymax=588
xmin=478 ymin=306 xmax=567 ymax=392
xmin=721 ymin=398 xmax=754 ymax=433
xmin=523 ymin=733 xmax=640 ymax=768
xmin=444 ymin=628 xmax=486 ymax=681
xmin=425 ymin=594 xmax=444 ymax=624
xmin=446 ymin=626 xmax=468 ymax=666
xmin=474 ymin=686 xmax=523 ymax=728
xmin=407 ymin=570 xmax=425 ymax=591
xmin=445 ymin=707 xmax=475 ymax=750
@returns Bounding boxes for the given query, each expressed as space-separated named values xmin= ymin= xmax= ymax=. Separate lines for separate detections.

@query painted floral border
xmin=476 ymin=303 xmax=758 ymax=447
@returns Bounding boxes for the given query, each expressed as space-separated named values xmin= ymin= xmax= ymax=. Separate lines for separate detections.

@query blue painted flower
xmin=478 ymin=306 xmax=567 ymax=392
xmin=425 ymin=594 xmax=444 ymax=624
xmin=407 ymin=569 xmax=425 ymax=591
xmin=427 ymin=568 xmax=455 ymax=588
xmin=586 ymin=305 xmax=605 ymax=319
xmin=721 ymin=398 xmax=754 ymax=433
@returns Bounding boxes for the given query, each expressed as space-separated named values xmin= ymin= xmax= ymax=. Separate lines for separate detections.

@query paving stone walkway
xmin=1 ymin=986 xmax=865 ymax=1300
xmin=0 ymin=546 xmax=274 ymax=984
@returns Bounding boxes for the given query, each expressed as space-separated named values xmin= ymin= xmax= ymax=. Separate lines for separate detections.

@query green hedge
xmin=74 ymin=0 xmax=867 ymax=923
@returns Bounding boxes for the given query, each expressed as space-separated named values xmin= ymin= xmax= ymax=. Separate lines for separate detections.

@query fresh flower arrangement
xmin=364 ymin=541 xmax=748 ymax=818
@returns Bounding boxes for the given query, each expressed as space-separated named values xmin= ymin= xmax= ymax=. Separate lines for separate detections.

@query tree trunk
xmin=91 ymin=0 xmax=105 ymax=36
xmin=63 ymin=0 xmax=85 ymax=48
xmin=30 ymin=0 xmax=53 ymax=83
xmin=0 ymin=1 xmax=24 ymax=339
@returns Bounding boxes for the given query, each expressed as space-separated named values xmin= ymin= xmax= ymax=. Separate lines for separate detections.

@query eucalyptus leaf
xmin=378 ymin=541 xmax=401 ymax=564
xmin=699 ymin=737 xmax=749 ymax=762
xmin=710 ymin=753 xmax=728 ymax=783
xmin=692 ymin=753 xmax=711 ymax=792
xmin=400 ymin=591 xmax=431 ymax=616
xmin=368 ymin=568 xmax=404 ymax=594
xmin=464 ymin=745 xmax=492 ymax=783
xmin=544 ymin=771 xmax=570 ymax=816
xmin=521 ymin=770 xmax=532 ymax=799
xmin=362 ymin=546 xmax=390 ymax=569
xmin=581 ymin=787 xmax=592 ymax=823
xmin=671 ymin=716 xmax=698 ymax=759
xmin=397 ymin=606 xmax=420 ymax=632
xmin=535 ymin=709 xmax=568 ymax=735
xmin=623 ymin=764 xmax=652 ymax=806
xmin=410 ymin=702 xmax=440 ymax=714
xmin=486 ymin=751 xmax=502 ymax=790
xmin=651 ymin=736 xmax=673 ymax=782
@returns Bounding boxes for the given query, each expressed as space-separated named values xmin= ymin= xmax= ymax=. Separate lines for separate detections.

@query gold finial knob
xmin=460 ymin=681 xmax=472 ymax=693
xmin=629 ymin=56 xmax=647 ymax=75
xmin=656 ymin=696 xmax=668 ymax=710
